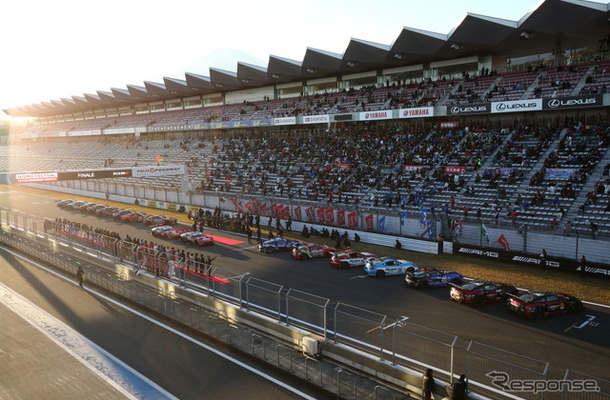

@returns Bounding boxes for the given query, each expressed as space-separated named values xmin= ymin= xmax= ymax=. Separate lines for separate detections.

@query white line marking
xmin=573 ymin=315 xmax=597 ymax=329
xmin=0 ymin=245 xmax=319 ymax=400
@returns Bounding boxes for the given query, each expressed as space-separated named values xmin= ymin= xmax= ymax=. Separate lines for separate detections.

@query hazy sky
xmin=1 ymin=0 xmax=597 ymax=117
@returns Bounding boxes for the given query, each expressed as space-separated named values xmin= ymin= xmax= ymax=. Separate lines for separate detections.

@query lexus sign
xmin=491 ymin=99 xmax=542 ymax=113
xmin=543 ymin=95 xmax=602 ymax=110
xmin=447 ymin=103 xmax=490 ymax=115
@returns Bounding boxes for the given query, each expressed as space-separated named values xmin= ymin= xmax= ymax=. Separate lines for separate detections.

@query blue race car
xmin=257 ymin=238 xmax=303 ymax=253
xmin=364 ymin=258 xmax=420 ymax=277
xmin=405 ymin=268 xmax=464 ymax=289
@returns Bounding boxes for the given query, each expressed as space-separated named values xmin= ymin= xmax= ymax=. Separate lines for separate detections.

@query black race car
xmin=450 ymin=281 xmax=520 ymax=306
xmin=506 ymin=292 xmax=583 ymax=319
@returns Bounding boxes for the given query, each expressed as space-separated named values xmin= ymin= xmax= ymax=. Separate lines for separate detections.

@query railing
xmin=0 ymin=206 xmax=608 ymax=400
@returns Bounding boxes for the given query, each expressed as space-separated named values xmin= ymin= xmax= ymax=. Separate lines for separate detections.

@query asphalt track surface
xmin=1 ymin=188 xmax=609 ymax=389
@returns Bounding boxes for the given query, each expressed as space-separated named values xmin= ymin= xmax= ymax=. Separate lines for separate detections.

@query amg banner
xmin=454 ymin=245 xmax=610 ymax=278
xmin=542 ymin=95 xmax=603 ymax=110
xmin=447 ymin=103 xmax=491 ymax=115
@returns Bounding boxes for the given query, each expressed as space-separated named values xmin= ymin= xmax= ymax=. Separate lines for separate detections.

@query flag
xmin=347 ymin=211 xmax=358 ymax=229
xmin=316 ymin=208 xmax=326 ymax=224
xmin=479 ymin=224 xmax=490 ymax=244
xmin=259 ymin=202 xmax=268 ymax=216
xmin=235 ymin=201 xmax=243 ymax=213
xmin=378 ymin=216 xmax=386 ymax=233
xmin=294 ymin=206 xmax=302 ymax=221
xmin=419 ymin=208 xmax=428 ymax=226
xmin=399 ymin=210 xmax=409 ymax=226
xmin=325 ymin=208 xmax=334 ymax=225
xmin=337 ymin=210 xmax=345 ymax=226
xmin=305 ymin=207 xmax=315 ymax=222
xmin=364 ymin=214 xmax=374 ymax=231
xmin=497 ymin=234 xmax=511 ymax=251
xmin=427 ymin=220 xmax=435 ymax=239
xmin=282 ymin=205 xmax=290 ymax=220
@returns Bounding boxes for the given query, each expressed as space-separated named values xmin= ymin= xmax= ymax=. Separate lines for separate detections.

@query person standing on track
xmin=76 ymin=265 xmax=85 ymax=288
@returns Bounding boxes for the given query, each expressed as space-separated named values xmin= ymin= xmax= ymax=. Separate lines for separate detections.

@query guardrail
xmin=1 ymin=206 xmax=608 ymax=400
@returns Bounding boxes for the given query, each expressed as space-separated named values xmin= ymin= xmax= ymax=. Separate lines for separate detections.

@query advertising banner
xmin=447 ymin=103 xmax=490 ymax=115
xmin=359 ymin=110 xmax=393 ymax=121
xmin=132 ymin=165 xmax=185 ymax=178
xmin=302 ymin=115 xmax=330 ymax=124
xmin=542 ymin=95 xmax=602 ymax=110
xmin=491 ymin=99 xmax=542 ymax=113
xmin=398 ymin=107 xmax=434 ymax=118
xmin=347 ymin=212 xmax=358 ymax=229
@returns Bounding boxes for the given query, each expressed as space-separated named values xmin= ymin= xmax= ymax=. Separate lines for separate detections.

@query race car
xmin=257 ymin=238 xmax=302 ymax=253
xmin=56 ymin=199 xmax=76 ymax=209
xmin=151 ymin=225 xmax=191 ymax=240
xmin=449 ymin=281 xmax=520 ymax=306
xmin=364 ymin=258 xmax=420 ymax=277
xmin=330 ymin=250 xmax=377 ymax=269
xmin=291 ymin=243 xmax=336 ymax=259
xmin=85 ymin=204 xmax=106 ymax=214
xmin=405 ymin=268 xmax=464 ymax=288
xmin=98 ymin=206 xmax=120 ymax=217
xmin=506 ymin=292 xmax=583 ymax=319
xmin=112 ymin=209 xmax=134 ymax=219
xmin=143 ymin=215 xmax=177 ymax=226
xmin=120 ymin=211 xmax=148 ymax=223
xmin=180 ymin=231 xmax=215 ymax=246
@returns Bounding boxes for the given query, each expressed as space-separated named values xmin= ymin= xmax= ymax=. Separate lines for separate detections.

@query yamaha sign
xmin=543 ymin=95 xmax=602 ymax=110
xmin=447 ymin=103 xmax=490 ymax=115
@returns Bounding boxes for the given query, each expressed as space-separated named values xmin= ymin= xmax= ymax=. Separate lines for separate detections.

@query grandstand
xmin=3 ymin=0 xmax=610 ymax=246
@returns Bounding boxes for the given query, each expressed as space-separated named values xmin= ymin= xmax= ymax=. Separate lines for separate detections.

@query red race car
xmin=450 ymin=281 xmax=520 ymax=306
xmin=506 ymin=291 xmax=583 ymax=319
xmin=151 ymin=225 xmax=191 ymax=240
xmin=144 ymin=215 xmax=178 ymax=226
xmin=291 ymin=243 xmax=336 ymax=259
xmin=180 ymin=231 xmax=215 ymax=246
xmin=120 ymin=211 xmax=148 ymax=223
xmin=330 ymin=250 xmax=377 ymax=269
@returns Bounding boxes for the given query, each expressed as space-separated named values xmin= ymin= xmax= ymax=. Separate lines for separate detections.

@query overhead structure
xmin=6 ymin=0 xmax=610 ymax=118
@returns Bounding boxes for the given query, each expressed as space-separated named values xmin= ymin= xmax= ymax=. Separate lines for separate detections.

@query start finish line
xmin=6 ymin=165 xmax=186 ymax=184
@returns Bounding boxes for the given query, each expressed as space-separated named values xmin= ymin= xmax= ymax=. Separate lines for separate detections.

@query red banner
xmin=347 ymin=211 xmax=358 ymax=229
xmin=294 ymin=206 xmax=302 ymax=221
xmin=306 ymin=207 xmax=315 ymax=222
xmin=325 ymin=208 xmax=334 ymax=225
xmin=337 ymin=210 xmax=345 ymax=226
xmin=364 ymin=214 xmax=374 ymax=231
xmin=316 ymin=208 xmax=326 ymax=224
xmin=259 ymin=202 xmax=268 ymax=216
xmin=282 ymin=205 xmax=290 ymax=220
xmin=497 ymin=234 xmax=512 ymax=251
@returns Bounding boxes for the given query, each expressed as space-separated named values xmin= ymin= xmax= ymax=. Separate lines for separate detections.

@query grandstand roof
xmin=7 ymin=0 xmax=610 ymax=118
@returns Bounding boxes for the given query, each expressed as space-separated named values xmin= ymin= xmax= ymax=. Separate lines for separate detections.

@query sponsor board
xmin=454 ymin=245 xmax=610 ymax=277
xmin=132 ymin=165 xmax=186 ymax=178
xmin=14 ymin=172 xmax=58 ymax=183
xmin=58 ymin=169 xmax=132 ymax=180
xmin=359 ymin=110 xmax=393 ymax=121
xmin=491 ymin=99 xmax=542 ymax=113
xmin=273 ymin=116 xmax=296 ymax=125
xmin=302 ymin=114 xmax=330 ymax=124
xmin=399 ymin=107 xmax=434 ymax=118
xmin=447 ymin=103 xmax=490 ymax=115
xmin=543 ymin=95 xmax=602 ymax=110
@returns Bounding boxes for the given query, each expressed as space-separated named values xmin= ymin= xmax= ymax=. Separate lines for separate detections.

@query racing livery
xmin=364 ymin=258 xmax=419 ymax=277
xmin=450 ymin=281 xmax=519 ymax=306
xmin=180 ymin=231 xmax=215 ymax=246
xmin=151 ymin=225 xmax=191 ymax=240
xmin=144 ymin=215 xmax=177 ymax=226
xmin=120 ymin=211 xmax=148 ymax=223
xmin=330 ymin=250 xmax=377 ymax=268
xmin=506 ymin=292 xmax=583 ymax=319
xmin=258 ymin=238 xmax=302 ymax=253
xmin=291 ymin=243 xmax=336 ymax=259
xmin=405 ymin=268 xmax=463 ymax=288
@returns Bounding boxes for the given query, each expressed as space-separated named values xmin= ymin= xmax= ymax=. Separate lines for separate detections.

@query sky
xmin=1 ymin=0 xmax=598 ymax=119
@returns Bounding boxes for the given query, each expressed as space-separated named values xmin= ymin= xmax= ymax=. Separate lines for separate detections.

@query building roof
xmin=8 ymin=0 xmax=610 ymax=117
